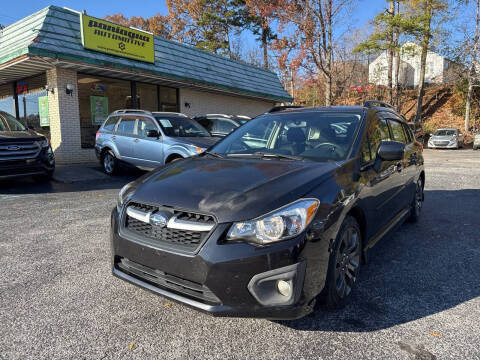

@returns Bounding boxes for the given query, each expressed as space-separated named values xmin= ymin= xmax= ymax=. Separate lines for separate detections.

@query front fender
xmin=101 ymin=141 xmax=121 ymax=159
xmin=164 ymin=144 xmax=195 ymax=160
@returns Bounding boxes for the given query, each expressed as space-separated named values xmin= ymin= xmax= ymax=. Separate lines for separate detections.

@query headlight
xmin=117 ymin=181 xmax=136 ymax=211
xmin=37 ymin=139 xmax=49 ymax=148
xmin=187 ymin=144 xmax=205 ymax=154
xmin=227 ymin=199 xmax=319 ymax=245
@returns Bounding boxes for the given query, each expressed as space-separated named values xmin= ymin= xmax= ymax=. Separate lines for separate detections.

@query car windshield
xmin=434 ymin=129 xmax=456 ymax=136
xmin=0 ymin=112 xmax=26 ymax=131
xmin=154 ymin=115 xmax=210 ymax=137
xmin=211 ymin=111 xmax=363 ymax=162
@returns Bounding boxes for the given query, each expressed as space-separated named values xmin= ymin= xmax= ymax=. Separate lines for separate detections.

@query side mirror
xmin=146 ymin=129 xmax=159 ymax=138
xmin=378 ymin=140 xmax=405 ymax=161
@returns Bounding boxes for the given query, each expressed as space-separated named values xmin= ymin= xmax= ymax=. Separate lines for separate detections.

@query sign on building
xmin=80 ymin=14 xmax=155 ymax=63
xmin=38 ymin=96 xmax=49 ymax=126
xmin=90 ymin=96 xmax=108 ymax=125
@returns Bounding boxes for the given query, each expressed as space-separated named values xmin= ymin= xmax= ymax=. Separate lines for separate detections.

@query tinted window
xmin=402 ymin=123 xmax=413 ymax=143
xmin=0 ymin=111 xmax=26 ymax=131
xmin=389 ymin=120 xmax=407 ymax=143
xmin=198 ymin=118 xmax=214 ymax=132
xmin=116 ymin=118 xmax=136 ymax=134
xmin=155 ymin=115 xmax=210 ymax=137
xmin=103 ymin=116 xmax=119 ymax=131
xmin=368 ymin=119 xmax=390 ymax=159
xmin=214 ymin=119 xmax=237 ymax=134
xmin=212 ymin=111 xmax=362 ymax=161
xmin=137 ymin=118 xmax=157 ymax=137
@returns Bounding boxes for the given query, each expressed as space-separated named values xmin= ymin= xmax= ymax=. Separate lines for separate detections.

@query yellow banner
xmin=80 ymin=14 xmax=154 ymax=63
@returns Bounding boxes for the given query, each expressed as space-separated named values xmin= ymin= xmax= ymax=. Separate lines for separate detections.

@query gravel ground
xmin=1 ymin=149 xmax=479 ymax=360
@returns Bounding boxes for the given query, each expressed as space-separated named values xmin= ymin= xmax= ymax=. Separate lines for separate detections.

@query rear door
xmin=115 ymin=117 xmax=137 ymax=162
xmin=134 ymin=117 xmax=164 ymax=168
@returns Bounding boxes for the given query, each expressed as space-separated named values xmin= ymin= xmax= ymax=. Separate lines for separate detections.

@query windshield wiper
xmin=203 ymin=151 xmax=224 ymax=158
xmin=227 ymin=152 xmax=302 ymax=161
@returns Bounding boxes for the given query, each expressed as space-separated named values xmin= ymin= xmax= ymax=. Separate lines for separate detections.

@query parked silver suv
xmin=95 ymin=110 xmax=218 ymax=174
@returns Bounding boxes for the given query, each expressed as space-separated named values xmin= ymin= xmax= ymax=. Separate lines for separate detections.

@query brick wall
xmin=46 ymin=67 xmax=96 ymax=164
xmin=179 ymin=88 xmax=275 ymax=118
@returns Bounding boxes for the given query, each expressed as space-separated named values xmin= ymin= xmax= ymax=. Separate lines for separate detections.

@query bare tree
xmin=465 ymin=0 xmax=480 ymax=132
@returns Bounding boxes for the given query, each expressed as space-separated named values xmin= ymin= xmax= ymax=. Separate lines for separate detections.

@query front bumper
xmin=428 ymin=140 xmax=458 ymax=149
xmin=110 ymin=207 xmax=330 ymax=319
xmin=0 ymin=147 xmax=55 ymax=180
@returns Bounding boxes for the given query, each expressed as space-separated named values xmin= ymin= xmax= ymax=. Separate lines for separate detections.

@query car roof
xmin=151 ymin=112 xmax=187 ymax=117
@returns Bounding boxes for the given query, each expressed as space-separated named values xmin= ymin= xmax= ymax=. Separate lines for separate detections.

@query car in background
xmin=95 ymin=110 xmax=218 ymax=175
xmin=473 ymin=130 xmax=480 ymax=150
xmin=193 ymin=114 xmax=251 ymax=138
xmin=0 ymin=111 xmax=55 ymax=182
xmin=111 ymin=101 xmax=425 ymax=319
xmin=428 ymin=128 xmax=464 ymax=149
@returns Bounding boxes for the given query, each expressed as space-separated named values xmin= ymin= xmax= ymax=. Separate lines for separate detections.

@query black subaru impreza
xmin=110 ymin=103 xmax=424 ymax=319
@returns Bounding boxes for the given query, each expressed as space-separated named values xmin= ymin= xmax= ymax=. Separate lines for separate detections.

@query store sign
xmin=38 ymin=96 xmax=49 ymax=126
xmin=80 ymin=14 xmax=155 ymax=63
xmin=90 ymin=96 xmax=109 ymax=125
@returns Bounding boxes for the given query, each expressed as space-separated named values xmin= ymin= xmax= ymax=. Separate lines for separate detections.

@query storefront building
xmin=0 ymin=6 xmax=292 ymax=163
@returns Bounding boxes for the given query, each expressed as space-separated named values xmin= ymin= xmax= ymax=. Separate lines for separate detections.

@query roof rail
xmin=112 ymin=109 xmax=153 ymax=115
xmin=266 ymin=105 xmax=303 ymax=113
xmin=363 ymin=100 xmax=395 ymax=110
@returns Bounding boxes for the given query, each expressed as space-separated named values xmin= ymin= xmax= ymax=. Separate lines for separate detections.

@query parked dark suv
xmin=110 ymin=102 xmax=424 ymax=319
xmin=0 ymin=111 xmax=55 ymax=182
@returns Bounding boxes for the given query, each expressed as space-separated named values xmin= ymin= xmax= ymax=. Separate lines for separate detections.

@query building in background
xmin=368 ymin=42 xmax=457 ymax=88
xmin=0 ymin=6 xmax=291 ymax=163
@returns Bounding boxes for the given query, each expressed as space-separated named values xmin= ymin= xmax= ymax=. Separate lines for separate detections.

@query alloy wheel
xmin=414 ymin=180 xmax=423 ymax=217
xmin=104 ymin=153 xmax=114 ymax=174
xmin=334 ymin=227 xmax=361 ymax=299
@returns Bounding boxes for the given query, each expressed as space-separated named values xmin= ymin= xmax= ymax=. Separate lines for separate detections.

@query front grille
xmin=116 ymin=257 xmax=221 ymax=304
xmin=434 ymin=141 xmax=450 ymax=146
xmin=123 ymin=202 xmax=215 ymax=253
xmin=0 ymin=142 xmax=40 ymax=161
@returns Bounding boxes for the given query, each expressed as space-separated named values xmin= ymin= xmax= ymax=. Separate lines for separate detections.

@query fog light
xmin=277 ymin=280 xmax=292 ymax=297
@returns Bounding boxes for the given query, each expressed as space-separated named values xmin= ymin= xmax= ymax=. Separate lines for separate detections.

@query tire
xmin=102 ymin=150 xmax=118 ymax=175
xmin=408 ymin=178 xmax=424 ymax=223
xmin=321 ymin=216 xmax=362 ymax=310
xmin=474 ymin=146 xmax=478 ymax=150
xmin=33 ymin=169 xmax=54 ymax=183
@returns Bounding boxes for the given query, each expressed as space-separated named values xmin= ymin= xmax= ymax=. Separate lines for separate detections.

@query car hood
xmin=174 ymin=137 xmax=219 ymax=149
xmin=0 ymin=130 xmax=44 ymax=143
xmin=131 ymin=157 xmax=338 ymax=223
xmin=430 ymin=135 xmax=454 ymax=141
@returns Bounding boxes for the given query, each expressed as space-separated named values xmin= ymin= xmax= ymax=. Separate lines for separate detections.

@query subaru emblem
xmin=149 ymin=212 xmax=169 ymax=228
xmin=7 ymin=145 xmax=20 ymax=151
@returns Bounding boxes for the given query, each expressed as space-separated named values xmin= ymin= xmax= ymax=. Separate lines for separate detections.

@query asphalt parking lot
xmin=1 ymin=149 xmax=479 ymax=360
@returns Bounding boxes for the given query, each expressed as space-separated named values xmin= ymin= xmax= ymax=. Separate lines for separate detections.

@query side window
xmin=360 ymin=136 xmax=372 ymax=164
xmin=388 ymin=119 xmax=407 ymax=143
xmin=116 ymin=117 xmax=136 ymax=135
xmin=368 ymin=118 xmax=391 ymax=159
xmin=402 ymin=123 xmax=413 ymax=143
xmin=137 ymin=118 xmax=157 ymax=137
xmin=198 ymin=118 xmax=213 ymax=132
xmin=103 ymin=116 xmax=119 ymax=131
xmin=215 ymin=119 xmax=237 ymax=135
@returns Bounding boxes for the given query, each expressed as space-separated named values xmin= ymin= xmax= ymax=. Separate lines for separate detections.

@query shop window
xmin=0 ymin=83 xmax=15 ymax=115
xmin=159 ymin=86 xmax=177 ymax=112
xmin=17 ymin=74 xmax=49 ymax=138
xmin=137 ymin=82 xmax=158 ymax=111
xmin=78 ymin=74 xmax=131 ymax=148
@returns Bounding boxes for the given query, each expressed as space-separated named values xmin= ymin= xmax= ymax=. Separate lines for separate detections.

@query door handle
xmin=133 ymin=138 xmax=140 ymax=143
xmin=111 ymin=135 xmax=116 ymax=140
